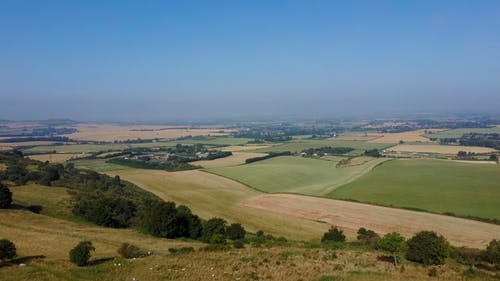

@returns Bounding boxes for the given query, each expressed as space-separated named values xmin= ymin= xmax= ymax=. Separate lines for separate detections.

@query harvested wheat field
xmin=194 ymin=152 xmax=268 ymax=168
xmin=63 ymin=123 xmax=233 ymax=142
xmin=368 ymin=129 xmax=445 ymax=143
xmin=240 ymin=194 xmax=500 ymax=249
xmin=387 ymin=144 xmax=497 ymax=154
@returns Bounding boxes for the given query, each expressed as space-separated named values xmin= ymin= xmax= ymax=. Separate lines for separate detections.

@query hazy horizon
xmin=1 ymin=1 xmax=499 ymax=121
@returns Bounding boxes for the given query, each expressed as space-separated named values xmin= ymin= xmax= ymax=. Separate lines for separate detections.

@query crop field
xmin=426 ymin=127 xmax=500 ymax=139
xmin=208 ymin=156 xmax=389 ymax=196
xmin=367 ymin=129 xmax=443 ymax=143
xmin=217 ymin=144 xmax=272 ymax=152
xmin=63 ymin=123 xmax=233 ymax=142
xmin=252 ymin=140 xmax=392 ymax=154
xmin=330 ymin=159 xmax=500 ymax=220
xmin=386 ymin=144 xmax=498 ymax=154
xmin=27 ymin=153 xmax=84 ymax=163
xmin=174 ymin=136 xmax=252 ymax=146
xmin=241 ymin=194 xmax=500 ymax=248
xmin=71 ymin=158 xmax=132 ymax=172
xmin=193 ymin=152 xmax=268 ymax=168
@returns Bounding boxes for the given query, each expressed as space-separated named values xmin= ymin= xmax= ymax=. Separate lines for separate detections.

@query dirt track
xmin=239 ymin=194 xmax=500 ymax=248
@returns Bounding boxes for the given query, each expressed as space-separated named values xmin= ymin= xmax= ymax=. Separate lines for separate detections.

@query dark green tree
xmin=0 ymin=184 xmax=12 ymax=209
xmin=483 ymin=239 xmax=500 ymax=265
xmin=202 ymin=217 xmax=227 ymax=243
xmin=140 ymin=201 xmax=178 ymax=238
xmin=69 ymin=241 xmax=95 ymax=266
xmin=226 ymin=223 xmax=246 ymax=240
xmin=406 ymin=231 xmax=450 ymax=265
xmin=321 ymin=226 xmax=346 ymax=243
xmin=0 ymin=239 xmax=16 ymax=261
xmin=357 ymin=227 xmax=380 ymax=246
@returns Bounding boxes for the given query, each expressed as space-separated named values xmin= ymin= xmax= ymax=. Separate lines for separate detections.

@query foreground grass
xmin=330 ymin=159 xmax=500 ymax=220
xmin=208 ymin=156 xmax=388 ymax=196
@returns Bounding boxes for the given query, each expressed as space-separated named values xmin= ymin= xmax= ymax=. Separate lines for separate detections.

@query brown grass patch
xmin=240 ymin=194 xmax=500 ymax=248
xmin=27 ymin=153 xmax=85 ymax=163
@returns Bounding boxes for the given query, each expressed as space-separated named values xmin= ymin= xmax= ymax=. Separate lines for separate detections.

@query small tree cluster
xmin=378 ymin=232 xmax=406 ymax=266
xmin=321 ymin=226 xmax=346 ymax=243
xmin=69 ymin=241 xmax=95 ymax=266
xmin=483 ymin=239 xmax=500 ymax=265
xmin=357 ymin=227 xmax=380 ymax=246
xmin=406 ymin=231 xmax=450 ymax=265
xmin=0 ymin=239 xmax=16 ymax=261
xmin=0 ymin=183 xmax=12 ymax=209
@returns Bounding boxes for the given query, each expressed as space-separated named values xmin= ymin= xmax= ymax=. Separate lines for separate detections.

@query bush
xmin=233 ymin=240 xmax=245 ymax=249
xmin=357 ymin=227 xmax=380 ymax=246
xmin=117 ymin=243 xmax=144 ymax=259
xmin=201 ymin=217 xmax=227 ymax=243
xmin=321 ymin=226 xmax=345 ymax=243
xmin=428 ymin=267 xmax=438 ymax=277
xmin=210 ymin=233 xmax=227 ymax=245
xmin=226 ymin=223 xmax=246 ymax=240
xmin=377 ymin=232 xmax=406 ymax=266
xmin=69 ymin=241 xmax=95 ymax=266
xmin=0 ymin=185 xmax=12 ymax=209
xmin=482 ymin=239 xmax=500 ymax=265
xmin=0 ymin=239 xmax=16 ymax=261
xmin=406 ymin=231 xmax=450 ymax=265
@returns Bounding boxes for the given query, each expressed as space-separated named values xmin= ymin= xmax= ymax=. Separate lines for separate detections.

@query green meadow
xmin=208 ymin=156 xmax=388 ymax=196
xmin=329 ymin=159 xmax=500 ymax=220
xmin=252 ymin=139 xmax=393 ymax=155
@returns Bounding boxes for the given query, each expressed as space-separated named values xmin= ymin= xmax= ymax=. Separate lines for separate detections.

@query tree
xmin=69 ymin=241 xmax=95 ymax=266
xmin=226 ymin=223 xmax=246 ymax=240
xmin=378 ymin=232 xmax=406 ymax=266
xmin=489 ymin=154 xmax=498 ymax=163
xmin=202 ymin=217 xmax=227 ymax=243
xmin=0 ymin=184 xmax=12 ymax=209
xmin=0 ymin=239 xmax=16 ymax=261
xmin=140 ymin=201 xmax=178 ymax=238
xmin=321 ymin=226 xmax=346 ymax=243
xmin=406 ymin=231 xmax=450 ymax=265
xmin=483 ymin=239 xmax=500 ymax=265
xmin=357 ymin=227 xmax=380 ymax=246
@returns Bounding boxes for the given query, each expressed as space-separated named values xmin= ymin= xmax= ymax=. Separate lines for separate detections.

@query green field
xmin=208 ymin=156 xmax=388 ymax=196
xmin=329 ymin=159 xmax=500 ymax=220
xmin=426 ymin=127 xmax=500 ymax=139
xmin=252 ymin=139 xmax=393 ymax=155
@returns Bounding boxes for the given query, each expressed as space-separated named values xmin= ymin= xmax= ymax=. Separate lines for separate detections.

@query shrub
xmin=226 ymin=223 xmax=246 ymax=240
xmin=357 ymin=227 xmax=380 ymax=246
xmin=117 ymin=243 xmax=144 ymax=259
xmin=321 ymin=226 xmax=345 ymax=243
xmin=69 ymin=241 xmax=95 ymax=266
xmin=482 ymin=239 xmax=500 ymax=265
xmin=377 ymin=232 xmax=406 ymax=266
xmin=210 ymin=233 xmax=227 ymax=245
xmin=0 ymin=239 xmax=16 ymax=261
xmin=233 ymin=240 xmax=245 ymax=249
xmin=428 ymin=267 xmax=438 ymax=277
xmin=0 ymin=185 xmax=12 ymax=209
xmin=201 ymin=217 xmax=227 ymax=243
xmin=406 ymin=231 xmax=450 ymax=265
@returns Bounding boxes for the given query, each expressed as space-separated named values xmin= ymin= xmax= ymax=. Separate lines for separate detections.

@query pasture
xmin=386 ymin=144 xmax=497 ymax=154
xmin=27 ymin=153 xmax=83 ymax=163
xmin=330 ymin=159 xmax=500 ymax=220
xmin=208 ymin=156 xmax=388 ymax=196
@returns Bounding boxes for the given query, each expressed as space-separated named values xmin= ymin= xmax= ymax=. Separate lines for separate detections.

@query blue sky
xmin=1 ymin=1 xmax=499 ymax=121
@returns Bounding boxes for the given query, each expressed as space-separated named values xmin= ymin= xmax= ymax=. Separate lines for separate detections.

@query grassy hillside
xmin=330 ymin=159 xmax=500 ymax=220
xmin=208 ymin=156 xmax=388 ymax=196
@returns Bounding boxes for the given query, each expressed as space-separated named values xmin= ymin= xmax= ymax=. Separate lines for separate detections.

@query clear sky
xmin=1 ymin=0 xmax=499 ymax=121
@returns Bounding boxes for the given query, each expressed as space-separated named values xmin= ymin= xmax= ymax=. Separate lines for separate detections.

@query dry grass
xmin=387 ymin=144 xmax=497 ymax=154
xmin=110 ymin=169 xmax=329 ymax=240
xmin=27 ymin=153 xmax=84 ymax=163
xmin=0 ymin=210 xmax=197 ymax=260
xmin=240 ymin=194 xmax=500 ymax=249
xmin=193 ymin=152 xmax=268 ymax=168
xmin=63 ymin=124 xmax=233 ymax=142
xmin=368 ymin=129 xmax=445 ymax=143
